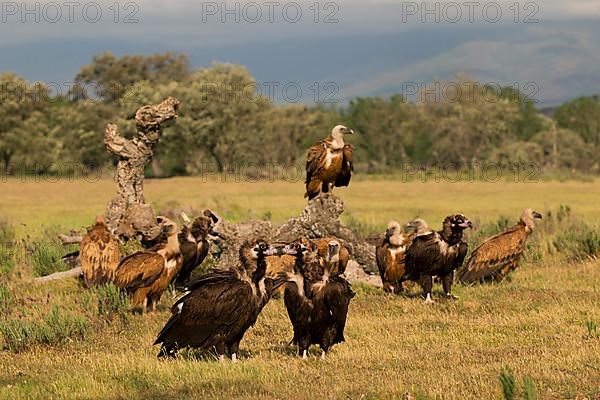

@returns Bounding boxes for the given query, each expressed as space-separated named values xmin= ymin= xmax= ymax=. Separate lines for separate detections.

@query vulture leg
xmin=419 ymin=275 xmax=434 ymax=303
xmin=228 ymin=341 xmax=241 ymax=362
xmin=321 ymin=350 xmax=326 ymax=360
xmin=441 ymin=272 xmax=458 ymax=300
xmin=216 ymin=342 xmax=226 ymax=361
xmin=142 ymin=297 xmax=148 ymax=314
xmin=157 ymin=343 xmax=177 ymax=359
xmin=302 ymin=349 xmax=308 ymax=360
xmin=298 ymin=336 xmax=310 ymax=359
xmin=321 ymin=182 xmax=330 ymax=193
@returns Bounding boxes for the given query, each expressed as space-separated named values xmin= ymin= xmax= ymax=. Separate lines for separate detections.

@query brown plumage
xmin=264 ymin=237 xmax=349 ymax=280
xmin=113 ymin=217 xmax=182 ymax=313
xmin=79 ymin=215 xmax=120 ymax=287
xmin=305 ymin=125 xmax=354 ymax=200
xmin=174 ymin=210 xmax=219 ymax=289
xmin=458 ymin=208 xmax=542 ymax=283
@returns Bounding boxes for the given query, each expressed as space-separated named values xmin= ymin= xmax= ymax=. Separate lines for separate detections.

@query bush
xmin=0 ymin=219 xmax=16 ymax=277
xmin=499 ymin=367 xmax=538 ymax=400
xmin=0 ymin=283 xmax=11 ymax=316
xmin=97 ymin=283 xmax=130 ymax=323
xmin=0 ymin=306 xmax=89 ymax=352
xmin=553 ymin=223 xmax=600 ymax=261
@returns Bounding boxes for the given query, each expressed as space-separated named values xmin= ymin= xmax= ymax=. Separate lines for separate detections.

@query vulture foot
xmin=231 ymin=353 xmax=238 ymax=363
xmin=424 ymin=293 xmax=435 ymax=304
xmin=302 ymin=350 xmax=308 ymax=360
xmin=445 ymin=293 xmax=459 ymax=300
xmin=321 ymin=350 xmax=326 ymax=360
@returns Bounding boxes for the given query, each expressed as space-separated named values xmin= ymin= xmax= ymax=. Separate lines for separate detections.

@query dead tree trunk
xmin=104 ymin=97 xmax=180 ymax=233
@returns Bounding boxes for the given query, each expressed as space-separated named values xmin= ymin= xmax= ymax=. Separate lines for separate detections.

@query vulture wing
xmin=323 ymin=277 xmax=354 ymax=343
xmin=80 ymin=225 xmax=120 ymax=287
xmin=155 ymin=278 xmax=257 ymax=350
xmin=458 ymin=226 xmax=528 ymax=283
xmin=305 ymin=141 xmax=328 ymax=198
xmin=114 ymin=251 xmax=165 ymax=292
xmin=334 ymin=144 xmax=353 ymax=187
xmin=375 ymin=241 xmax=389 ymax=283
xmin=404 ymin=232 xmax=444 ymax=277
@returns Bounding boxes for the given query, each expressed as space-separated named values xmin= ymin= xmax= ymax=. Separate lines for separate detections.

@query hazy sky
xmin=1 ymin=1 xmax=599 ymax=105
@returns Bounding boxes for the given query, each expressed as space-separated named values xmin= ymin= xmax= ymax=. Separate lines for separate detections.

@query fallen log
xmin=59 ymin=234 xmax=83 ymax=245
xmin=34 ymin=267 xmax=82 ymax=283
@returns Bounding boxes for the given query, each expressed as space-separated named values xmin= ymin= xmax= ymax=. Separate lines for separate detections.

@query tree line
xmin=1 ymin=52 xmax=598 ymax=178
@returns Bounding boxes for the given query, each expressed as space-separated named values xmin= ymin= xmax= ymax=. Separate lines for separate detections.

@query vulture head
xmin=156 ymin=216 xmax=179 ymax=236
xmin=244 ymin=241 xmax=278 ymax=260
xmin=441 ymin=214 xmax=472 ymax=240
xmin=190 ymin=210 xmax=220 ymax=240
xmin=385 ymin=221 xmax=403 ymax=247
xmin=331 ymin=125 xmax=354 ymax=145
xmin=406 ymin=219 xmax=431 ymax=236
xmin=520 ymin=208 xmax=543 ymax=232
xmin=94 ymin=214 xmax=107 ymax=226
xmin=326 ymin=240 xmax=341 ymax=264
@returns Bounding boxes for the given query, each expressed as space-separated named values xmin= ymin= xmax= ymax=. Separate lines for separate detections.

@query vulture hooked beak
xmin=346 ymin=128 xmax=355 ymax=135
xmin=457 ymin=220 xmax=472 ymax=229
xmin=533 ymin=211 xmax=543 ymax=219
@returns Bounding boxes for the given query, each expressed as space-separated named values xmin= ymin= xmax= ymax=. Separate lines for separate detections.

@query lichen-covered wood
xmin=104 ymin=97 xmax=180 ymax=234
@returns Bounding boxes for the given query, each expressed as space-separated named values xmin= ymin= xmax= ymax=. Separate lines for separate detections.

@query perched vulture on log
xmin=154 ymin=241 xmax=280 ymax=361
xmin=113 ymin=217 xmax=182 ymax=313
xmin=305 ymin=125 xmax=354 ymax=200
xmin=174 ymin=210 xmax=220 ymax=290
xmin=79 ymin=215 xmax=120 ymax=287
xmin=404 ymin=214 xmax=472 ymax=303
xmin=376 ymin=219 xmax=430 ymax=294
xmin=280 ymin=240 xmax=355 ymax=359
xmin=458 ymin=208 xmax=542 ymax=284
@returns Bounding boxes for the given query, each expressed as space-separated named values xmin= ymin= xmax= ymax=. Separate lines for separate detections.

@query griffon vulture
xmin=174 ymin=210 xmax=220 ymax=290
xmin=79 ymin=215 xmax=121 ymax=287
xmin=376 ymin=220 xmax=430 ymax=294
xmin=113 ymin=217 xmax=182 ymax=313
xmin=305 ymin=125 xmax=354 ymax=200
xmin=458 ymin=208 xmax=542 ymax=283
xmin=154 ymin=241 xmax=279 ymax=361
xmin=280 ymin=240 xmax=354 ymax=359
xmin=404 ymin=214 xmax=472 ymax=303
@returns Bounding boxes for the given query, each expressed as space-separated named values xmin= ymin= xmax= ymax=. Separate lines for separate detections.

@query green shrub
xmin=0 ymin=219 xmax=16 ymax=277
xmin=0 ymin=283 xmax=12 ymax=315
xmin=499 ymin=367 xmax=538 ymax=400
xmin=97 ymin=283 xmax=130 ymax=323
xmin=553 ymin=223 xmax=600 ymax=261
xmin=0 ymin=306 xmax=89 ymax=352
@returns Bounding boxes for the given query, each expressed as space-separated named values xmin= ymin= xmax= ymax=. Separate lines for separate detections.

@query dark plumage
xmin=404 ymin=214 xmax=472 ymax=303
xmin=305 ymin=125 xmax=354 ymax=200
xmin=281 ymin=240 xmax=354 ymax=359
xmin=154 ymin=241 xmax=279 ymax=361
xmin=458 ymin=208 xmax=542 ymax=283
xmin=174 ymin=210 xmax=219 ymax=290
xmin=79 ymin=215 xmax=120 ymax=287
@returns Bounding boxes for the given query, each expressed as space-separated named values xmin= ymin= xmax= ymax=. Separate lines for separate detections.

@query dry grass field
xmin=1 ymin=177 xmax=600 ymax=399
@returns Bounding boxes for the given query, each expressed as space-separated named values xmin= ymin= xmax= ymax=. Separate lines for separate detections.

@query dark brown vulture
xmin=154 ymin=241 xmax=279 ymax=361
xmin=404 ymin=214 xmax=472 ymax=303
xmin=113 ymin=217 xmax=182 ymax=313
xmin=280 ymin=240 xmax=355 ymax=359
xmin=174 ymin=210 xmax=220 ymax=290
xmin=305 ymin=125 xmax=354 ymax=200
xmin=458 ymin=208 xmax=542 ymax=283
xmin=79 ymin=215 xmax=121 ymax=287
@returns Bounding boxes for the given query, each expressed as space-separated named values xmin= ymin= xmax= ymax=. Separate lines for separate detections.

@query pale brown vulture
xmin=404 ymin=214 xmax=472 ymax=303
xmin=79 ymin=215 xmax=120 ymax=287
xmin=458 ymin=208 xmax=542 ymax=284
xmin=113 ymin=217 xmax=182 ymax=313
xmin=305 ymin=125 xmax=354 ymax=200
xmin=376 ymin=220 xmax=424 ymax=294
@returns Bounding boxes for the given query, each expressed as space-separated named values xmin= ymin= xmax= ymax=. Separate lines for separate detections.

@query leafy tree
xmin=554 ymin=95 xmax=600 ymax=147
